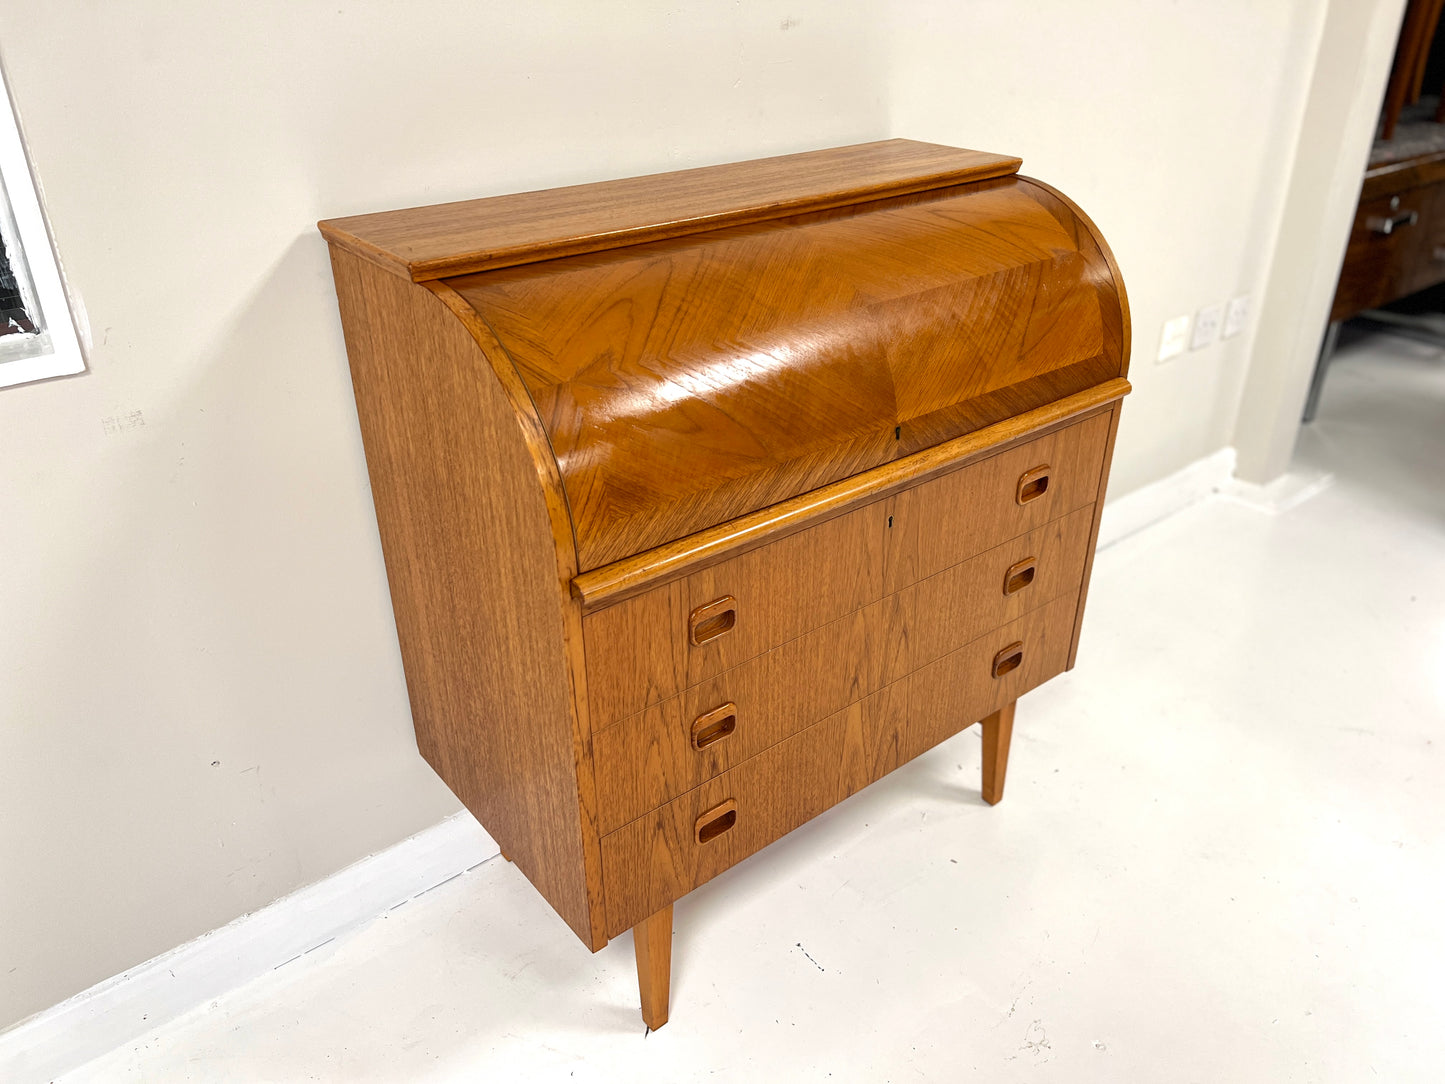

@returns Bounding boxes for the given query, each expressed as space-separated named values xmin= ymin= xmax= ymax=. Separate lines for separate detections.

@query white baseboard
xmin=1097 ymin=447 xmax=1238 ymax=550
xmin=1218 ymin=466 xmax=1334 ymax=513
xmin=0 ymin=813 xmax=497 ymax=1083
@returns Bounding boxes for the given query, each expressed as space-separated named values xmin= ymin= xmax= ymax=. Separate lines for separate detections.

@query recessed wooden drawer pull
xmin=991 ymin=641 xmax=1024 ymax=678
xmin=1003 ymin=556 xmax=1037 ymax=596
xmin=1016 ymin=465 xmax=1051 ymax=505
xmin=688 ymin=595 xmax=737 ymax=646
xmin=691 ymin=703 xmax=738 ymax=750
xmin=695 ymin=799 xmax=738 ymax=845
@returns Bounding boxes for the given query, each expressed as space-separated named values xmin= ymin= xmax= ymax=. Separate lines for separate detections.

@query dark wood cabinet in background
xmin=1331 ymin=152 xmax=1445 ymax=323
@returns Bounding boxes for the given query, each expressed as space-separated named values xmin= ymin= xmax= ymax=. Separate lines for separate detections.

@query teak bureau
xmin=319 ymin=139 xmax=1131 ymax=1029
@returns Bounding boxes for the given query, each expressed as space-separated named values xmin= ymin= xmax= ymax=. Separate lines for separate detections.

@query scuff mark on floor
xmin=795 ymin=942 xmax=825 ymax=972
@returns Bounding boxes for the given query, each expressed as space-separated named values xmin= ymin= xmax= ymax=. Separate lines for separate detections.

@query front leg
xmin=633 ymin=903 xmax=674 ymax=1030
xmin=980 ymin=700 xmax=1016 ymax=805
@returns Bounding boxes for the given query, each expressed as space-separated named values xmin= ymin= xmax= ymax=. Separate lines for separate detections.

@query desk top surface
xmin=318 ymin=140 xmax=1022 ymax=281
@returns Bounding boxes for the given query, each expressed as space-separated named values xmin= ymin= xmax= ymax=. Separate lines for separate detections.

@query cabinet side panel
xmin=328 ymin=248 xmax=594 ymax=945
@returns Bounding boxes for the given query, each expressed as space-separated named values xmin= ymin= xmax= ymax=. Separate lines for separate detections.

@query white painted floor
xmin=69 ymin=332 xmax=1445 ymax=1082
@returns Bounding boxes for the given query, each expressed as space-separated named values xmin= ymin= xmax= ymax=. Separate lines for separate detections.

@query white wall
xmin=889 ymin=0 xmax=1328 ymax=497
xmin=1234 ymin=0 xmax=1406 ymax=481
xmin=0 ymin=0 xmax=1380 ymax=1030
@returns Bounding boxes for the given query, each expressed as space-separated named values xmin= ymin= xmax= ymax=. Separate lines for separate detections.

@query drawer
xmin=600 ymin=593 xmax=1078 ymax=936
xmin=592 ymin=505 xmax=1095 ymax=831
xmin=884 ymin=411 xmax=1110 ymax=592
xmin=1406 ymin=182 xmax=1445 ymax=298
xmin=583 ymin=499 xmax=889 ymax=728
xmin=1331 ymin=187 xmax=1434 ymax=321
xmin=583 ymin=414 xmax=1109 ymax=727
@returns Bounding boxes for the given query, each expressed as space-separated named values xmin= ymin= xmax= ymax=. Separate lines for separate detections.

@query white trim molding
xmin=1097 ymin=446 xmax=1239 ymax=551
xmin=0 ymin=813 xmax=498 ymax=1083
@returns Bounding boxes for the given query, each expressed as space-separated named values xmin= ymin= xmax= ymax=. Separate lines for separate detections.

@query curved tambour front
xmin=444 ymin=176 xmax=1127 ymax=570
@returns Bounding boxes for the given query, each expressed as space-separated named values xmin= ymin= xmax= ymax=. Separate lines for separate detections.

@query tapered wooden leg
xmin=499 ymin=850 xmax=512 ymax=863
xmin=980 ymin=700 xmax=1016 ymax=806
xmin=633 ymin=903 xmax=673 ymax=1031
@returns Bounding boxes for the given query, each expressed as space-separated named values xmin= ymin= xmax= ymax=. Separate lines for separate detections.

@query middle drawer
xmin=593 ymin=503 xmax=1094 ymax=833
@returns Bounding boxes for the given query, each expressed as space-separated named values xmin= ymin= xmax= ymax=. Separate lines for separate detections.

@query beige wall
xmin=889 ymin=0 xmax=1328 ymax=496
xmin=0 ymin=0 xmax=1381 ymax=1028
xmin=0 ymin=0 xmax=888 ymax=1028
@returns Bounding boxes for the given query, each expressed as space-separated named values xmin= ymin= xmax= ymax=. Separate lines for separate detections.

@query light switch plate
xmin=1191 ymin=304 xmax=1223 ymax=350
xmin=1223 ymin=295 xmax=1250 ymax=338
xmin=1158 ymin=314 xmax=1190 ymax=362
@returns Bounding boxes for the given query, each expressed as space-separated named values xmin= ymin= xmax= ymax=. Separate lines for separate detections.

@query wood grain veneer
xmin=600 ymin=594 xmax=1079 ymax=937
xmin=328 ymin=249 xmax=602 ymax=947
xmin=449 ymin=176 xmax=1121 ymax=569
xmin=584 ymin=499 xmax=888 ymax=727
xmin=583 ymin=417 xmax=1108 ymax=726
xmin=593 ymin=505 xmax=1095 ymax=832
xmin=569 ymin=382 xmax=1127 ymax=610
xmin=320 ymin=139 xmax=1129 ymax=1028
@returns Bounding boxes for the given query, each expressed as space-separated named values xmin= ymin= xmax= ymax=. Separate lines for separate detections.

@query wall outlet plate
xmin=1223 ymin=294 xmax=1250 ymax=338
xmin=1158 ymin=314 xmax=1190 ymax=362
xmin=1191 ymin=304 xmax=1223 ymax=350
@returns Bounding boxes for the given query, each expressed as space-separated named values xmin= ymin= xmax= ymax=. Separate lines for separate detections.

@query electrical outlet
xmin=1223 ymin=294 xmax=1250 ymax=338
xmin=1158 ymin=314 xmax=1190 ymax=362
xmin=1191 ymin=304 xmax=1222 ymax=350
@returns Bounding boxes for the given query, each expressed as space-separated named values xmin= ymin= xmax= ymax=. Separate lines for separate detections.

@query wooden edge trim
xmin=572 ymin=378 xmax=1132 ymax=612
xmin=315 ymin=227 xmax=419 ymax=282
xmin=1359 ymin=150 xmax=1445 ymax=200
xmin=317 ymin=152 xmax=1023 ymax=282
xmin=424 ymin=280 xmax=582 ymax=574
xmin=1017 ymin=175 xmax=1132 ymax=379
xmin=401 ymin=159 xmax=1022 ymax=280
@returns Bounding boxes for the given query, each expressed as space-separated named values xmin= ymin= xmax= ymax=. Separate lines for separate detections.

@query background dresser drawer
xmin=885 ymin=411 xmax=1110 ymax=592
xmin=592 ymin=506 xmax=1095 ymax=831
xmin=600 ymin=594 xmax=1078 ymax=935
xmin=1331 ymin=187 xmax=1436 ymax=320
xmin=584 ymin=500 xmax=889 ymax=727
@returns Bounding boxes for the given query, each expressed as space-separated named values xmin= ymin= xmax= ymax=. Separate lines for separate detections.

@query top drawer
xmin=884 ymin=411 xmax=1110 ymax=592
xmin=583 ymin=411 xmax=1111 ymax=727
xmin=1331 ymin=187 xmax=1436 ymax=321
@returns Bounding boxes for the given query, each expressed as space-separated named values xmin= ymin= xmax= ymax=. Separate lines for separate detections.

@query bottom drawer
xmin=600 ymin=593 xmax=1078 ymax=936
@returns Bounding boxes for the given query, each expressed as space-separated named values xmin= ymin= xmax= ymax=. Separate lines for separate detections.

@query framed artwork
xmin=0 ymin=67 xmax=83 ymax=389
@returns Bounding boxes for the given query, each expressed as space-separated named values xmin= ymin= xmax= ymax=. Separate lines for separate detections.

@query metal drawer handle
xmin=691 ymin=703 xmax=737 ymax=750
xmin=695 ymin=799 xmax=737 ymax=844
xmin=1367 ymin=210 xmax=1418 ymax=235
xmin=1016 ymin=464 xmax=1051 ymax=505
xmin=992 ymin=641 xmax=1024 ymax=679
xmin=689 ymin=595 xmax=736 ymax=646
xmin=1003 ymin=556 xmax=1037 ymax=596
